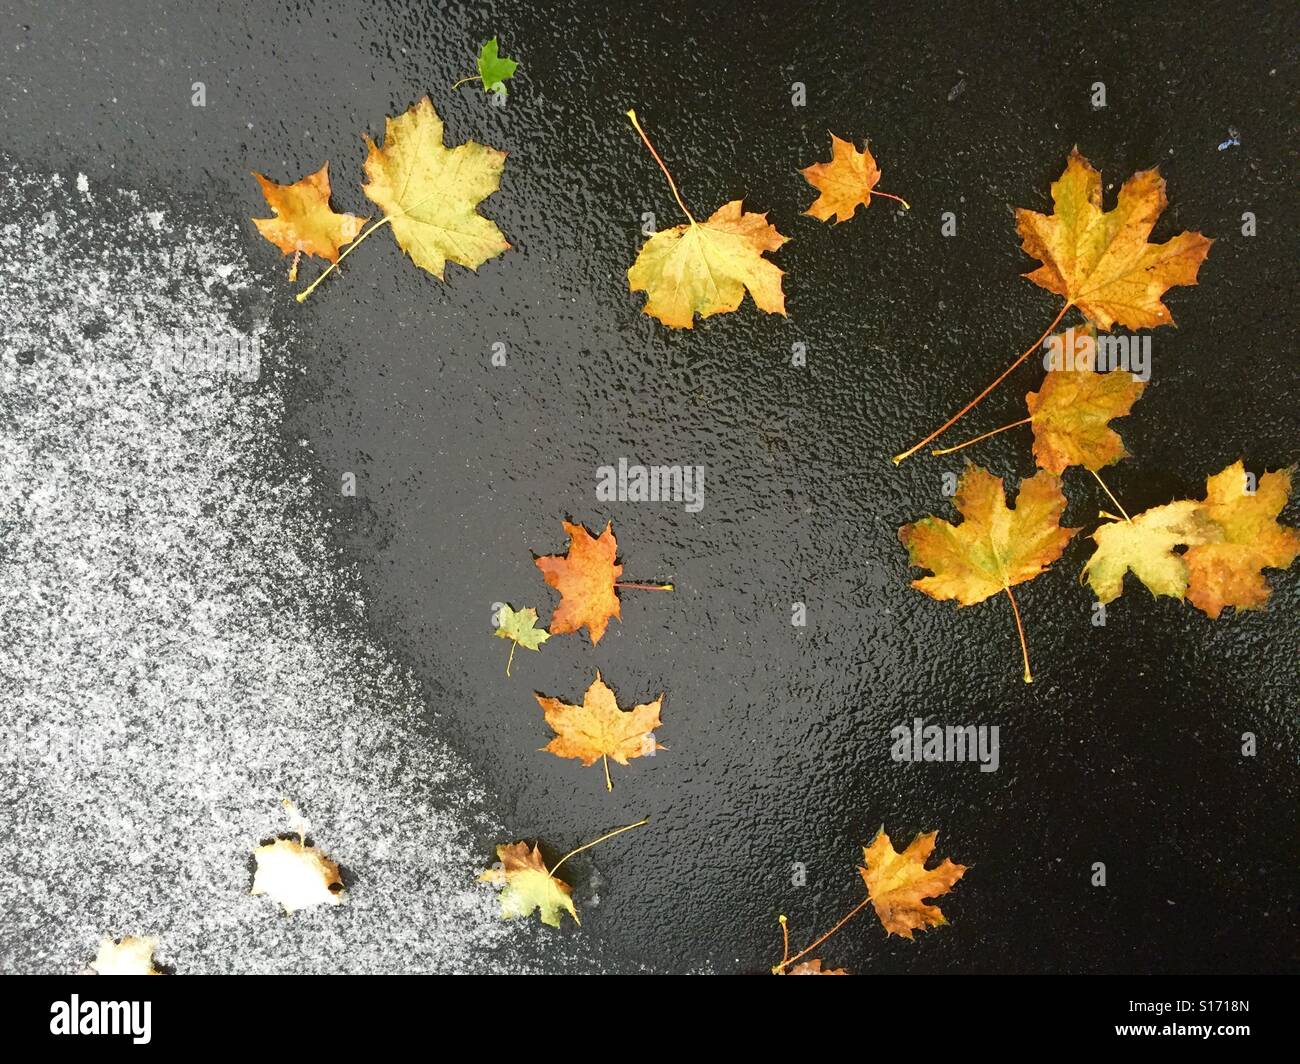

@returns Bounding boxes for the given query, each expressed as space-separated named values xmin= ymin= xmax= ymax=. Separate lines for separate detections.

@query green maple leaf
xmin=494 ymin=603 xmax=550 ymax=675
xmin=477 ymin=38 xmax=519 ymax=96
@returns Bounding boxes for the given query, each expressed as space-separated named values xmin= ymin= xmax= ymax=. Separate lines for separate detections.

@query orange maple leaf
xmin=252 ymin=163 xmax=366 ymax=265
xmin=801 ymin=134 xmax=908 ymax=222
xmin=860 ymin=828 xmax=967 ymax=939
xmin=1016 ymin=147 xmax=1213 ymax=331
xmin=1185 ymin=461 xmax=1300 ymax=618
xmin=535 ymin=520 xmax=622 ymax=643
xmin=898 ymin=465 xmax=1079 ymax=682
xmin=536 ymin=671 xmax=663 ymax=791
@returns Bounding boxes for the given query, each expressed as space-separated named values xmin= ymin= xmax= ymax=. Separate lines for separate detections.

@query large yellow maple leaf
xmin=362 ymin=96 xmax=510 ymax=279
xmin=860 ymin=829 xmax=967 ymax=939
xmin=899 ymin=465 xmax=1078 ymax=681
xmin=537 ymin=671 xmax=663 ymax=791
xmin=1016 ymin=148 xmax=1213 ymax=331
xmin=1185 ymin=461 xmax=1300 ymax=618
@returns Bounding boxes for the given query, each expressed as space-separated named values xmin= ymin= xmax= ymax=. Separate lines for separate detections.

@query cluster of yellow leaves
xmin=1085 ymin=460 xmax=1300 ymax=615
xmin=252 ymin=96 xmax=508 ymax=298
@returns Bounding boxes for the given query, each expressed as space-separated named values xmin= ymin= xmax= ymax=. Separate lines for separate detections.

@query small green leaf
xmin=494 ymin=604 xmax=550 ymax=675
xmin=477 ymin=37 xmax=519 ymax=96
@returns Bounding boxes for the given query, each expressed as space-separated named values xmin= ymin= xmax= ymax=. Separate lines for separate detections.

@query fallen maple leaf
xmin=1025 ymin=365 xmax=1146 ymax=474
xmin=251 ymin=801 xmax=344 ymax=914
xmin=494 ymin=603 xmax=550 ymax=676
xmin=251 ymin=163 xmax=366 ymax=277
xmin=801 ymin=134 xmax=908 ymax=223
xmin=1083 ymin=501 xmax=1220 ymax=605
xmin=479 ymin=842 xmax=578 ymax=927
xmin=626 ymin=110 xmax=787 ymax=328
xmin=87 ymin=936 xmax=161 ymax=975
xmin=1017 ymin=148 xmax=1214 ymax=331
xmin=534 ymin=519 xmax=671 ymax=644
xmin=1185 ymin=462 xmax=1300 ymax=617
xmin=537 ymin=671 xmax=663 ymax=791
xmin=785 ymin=959 xmax=849 ymax=975
xmin=894 ymin=148 xmax=1210 ymax=464
xmin=295 ymin=97 xmax=509 ymax=301
xmin=898 ymin=465 xmax=1079 ymax=681
xmin=453 ymin=37 xmax=519 ymax=96
xmin=860 ymin=828 xmax=967 ymax=939
xmin=479 ymin=819 xmax=647 ymax=928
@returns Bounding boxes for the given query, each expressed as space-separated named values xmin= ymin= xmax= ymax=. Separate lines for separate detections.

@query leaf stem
xmin=506 ymin=640 xmax=516 ymax=677
xmin=296 ymin=215 xmax=392 ymax=303
xmin=451 ymin=74 xmax=483 ymax=90
xmin=772 ymin=896 xmax=871 ymax=974
xmin=626 ymin=109 xmax=696 ymax=224
xmin=873 ymin=190 xmax=911 ymax=210
xmin=1004 ymin=585 xmax=1032 ymax=684
xmin=930 ymin=416 xmax=1032 ymax=457
xmin=614 ymin=581 xmax=674 ymax=591
xmin=602 ymin=754 xmax=612 ymax=792
xmin=892 ymin=301 xmax=1071 ymax=464
xmin=548 ymin=818 xmax=649 ymax=878
xmin=1091 ymin=470 xmax=1132 ymax=523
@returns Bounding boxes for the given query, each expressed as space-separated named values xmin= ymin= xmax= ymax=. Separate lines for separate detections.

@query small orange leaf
xmin=801 ymin=134 xmax=883 ymax=223
xmin=252 ymin=163 xmax=365 ymax=264
xmin=537 ymin=672 xmax=663 ymax=789
xmin=860 ymin=828 xmax=967 ymax=939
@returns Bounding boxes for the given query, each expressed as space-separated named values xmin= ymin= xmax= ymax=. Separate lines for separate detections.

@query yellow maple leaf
xmin=251 ymin=162 xmax=366 ymax=266
xmin=801 ymin=134 xmax=907 ymax=222
xmin=479 ymin=841 xmax=578 ymax=928
xmin=1185 ymin=461 xmax=1300 ymax=618
xmin=625 ymin=110 xmax=787 ymax=328
xmin=537 ymin=671 xmax=663 ymax=791
xmin=87 ymin=935 xmax=161 ymax=975
xmin=361 ymin=96 xmax=510 ymax=280
xmin=1016 ymin=147 xmax=1213 ymax=331
xmin=860 ymin=828 xmax=967 ymax=939
xmin=1083 ymin=501 xmax=1221 ymax=605
xmin=1025 ymin=365 xmax=1146 ymax=474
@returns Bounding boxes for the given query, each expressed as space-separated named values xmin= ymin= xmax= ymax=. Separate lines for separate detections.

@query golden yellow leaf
xmin=1016 ymin=147 xmax=1212 ymax=330
xmin=1185 ymin=461 xmax=1300 ymax=618
xmin=1025 ymin=361 xmax=1146 ymax=474
xmin=628 ymin=200 xmax=787 ymax=328
xmin=251 ymin=163 xmax=365 ymax=264
xmin=535 ymin=520 xmax=623 ymax=643
xmin=537 ymin=671 xmax=663 ymax=790
xmin=362 ymin=96 xmax=509 ymax=279
xmin=899 ymin=466 xmax=1078 ymax=606
xmin=1084 ymin=501 xmax=1222 ymax=605
xmin=860 ymin=828 xmax=966 ymax=939
xmin=87 ymin=936 xmax=161 ymax=975
xmin=801 ymin=134 xmax=884 ymax=223
xmin=478 ymin=841 xmax=578 ymax=928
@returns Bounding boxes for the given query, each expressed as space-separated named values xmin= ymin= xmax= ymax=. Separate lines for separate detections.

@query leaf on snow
xmin=362 ymin=96 xmax=510 ymax=279
xmin=87 ymin=936 xmax=161 ymax=975
xmin=251 ymin=163 xmax=365 ymax=263
xmin=251 ymin=803 xmax=345 ymax=914
xmin=860 ymin=828 xmax=967 ymax=939
xmin=479 ymin=841 xmax=578 ymax=928
xmin=1016 ymin=147 xmax=1212 ymax=330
